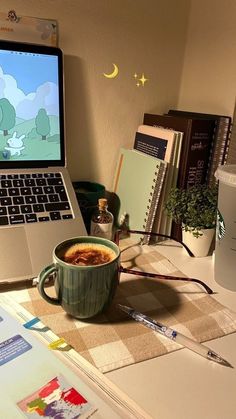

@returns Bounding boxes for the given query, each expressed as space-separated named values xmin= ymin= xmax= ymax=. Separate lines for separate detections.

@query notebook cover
xmin=113 ymin=148 xmax=167 ymax=242
xmin=133 ymin=125 xmax=183 ymax=236
xmin=135 ymin=124 xmax=176 ymax=162
xmin=157 ymin=131 xmax=183 ymax=236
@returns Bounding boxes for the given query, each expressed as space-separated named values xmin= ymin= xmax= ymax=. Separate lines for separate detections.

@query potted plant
xmin=164 ymin=184 xmax=218 ymax=257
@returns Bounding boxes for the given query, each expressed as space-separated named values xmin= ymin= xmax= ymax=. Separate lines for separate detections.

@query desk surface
xmin=106 ymin=242 xmax=236 ymax=419
xmin=1 ymin=241 xmax=236 ymax=419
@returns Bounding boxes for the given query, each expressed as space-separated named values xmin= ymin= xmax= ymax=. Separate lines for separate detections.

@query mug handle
xmin=37 ymin=264 xmax=60 ymax=305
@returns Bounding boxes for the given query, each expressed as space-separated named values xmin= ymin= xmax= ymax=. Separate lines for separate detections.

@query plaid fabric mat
xmin=4 ymin=239 xmax=236 ymax=373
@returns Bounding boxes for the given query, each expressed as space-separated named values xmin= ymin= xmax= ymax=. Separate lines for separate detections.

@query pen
xmin=118 ymin=304 xmax=233 ymax=368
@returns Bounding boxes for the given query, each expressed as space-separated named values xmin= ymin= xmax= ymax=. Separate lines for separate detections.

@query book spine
xmin=142 ymin=161 xmax=167 ymax=244
xmin=181 ymin=121 xmax=213 ymax=188
xmin=222 ymin=119 xmax=232 ymax=164
xmin=207 ymin=117 xmax=231 ymax=185
xmin=226 ymin=123 xmax=236 ymax=164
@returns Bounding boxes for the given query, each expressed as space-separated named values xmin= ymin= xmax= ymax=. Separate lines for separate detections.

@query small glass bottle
xmin=90 ymin=198 xmax=114 ymax=240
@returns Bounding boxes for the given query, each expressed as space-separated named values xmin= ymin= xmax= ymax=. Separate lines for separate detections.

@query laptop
xmin=0 ymin=40 xmax=87 ymax=284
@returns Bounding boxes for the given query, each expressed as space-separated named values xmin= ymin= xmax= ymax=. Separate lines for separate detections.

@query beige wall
xmin=0 ymin=0 xmax=190 ymax=189
xmin=178 ymin=0 xmax=236 ymax=117
xmin=3 ymin=1 xmax=236 ymax=188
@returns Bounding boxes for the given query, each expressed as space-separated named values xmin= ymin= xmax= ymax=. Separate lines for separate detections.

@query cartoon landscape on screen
xmin=0 ymin=61 xmax=60 ymax=161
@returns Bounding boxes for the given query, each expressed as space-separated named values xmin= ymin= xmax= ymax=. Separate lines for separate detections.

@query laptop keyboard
xmin=0 ymin=172 xmax=73 ymax=225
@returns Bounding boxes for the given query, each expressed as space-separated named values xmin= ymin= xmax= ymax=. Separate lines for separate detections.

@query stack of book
xmin=144 ymin=110 xmax=232 ymax=240
xmin=133 ymin=124 xmax=183 ymax=237
xmin=113 ymin=124 xmax=182 ymax=243
xmin=113 ymin=109 xmax=232 ymax=244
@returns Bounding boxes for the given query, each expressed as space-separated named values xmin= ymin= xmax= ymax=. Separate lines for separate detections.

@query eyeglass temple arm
xmin=119 ymin=266 xmax=213 ymax=295
xmin=114 ymin=229 xmax=213 ymax=294
xmin=114 ymin=229 xmax=194 ymax=257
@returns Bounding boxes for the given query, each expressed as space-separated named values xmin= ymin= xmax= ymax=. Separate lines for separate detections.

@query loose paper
xmin=0 ymin=11 xmax=58 ymax=46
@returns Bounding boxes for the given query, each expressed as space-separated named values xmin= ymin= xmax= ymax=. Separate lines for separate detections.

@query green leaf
xmin=164 ymin=184 xmax=218 ymax=234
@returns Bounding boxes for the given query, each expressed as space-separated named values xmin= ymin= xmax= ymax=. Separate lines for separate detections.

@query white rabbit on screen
xmin=5 ymin=131 xmax=26 ymax=156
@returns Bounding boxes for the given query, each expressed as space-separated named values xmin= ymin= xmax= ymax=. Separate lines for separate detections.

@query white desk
xmin=107 ymin=242 xmax=236 ymax=419
xmin=1 ymin=242 xmax=235 ymax=419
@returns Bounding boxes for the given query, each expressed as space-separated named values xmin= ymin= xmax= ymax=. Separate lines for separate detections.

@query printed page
xmin=0 ymin=295 xmax=149 ymax=418
xmin=0 ymin=11 xmax=57 ymax=46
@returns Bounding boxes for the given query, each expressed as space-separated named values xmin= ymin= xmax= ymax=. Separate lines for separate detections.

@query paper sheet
xmin=0 ymin=10 xmax=58 ymax=46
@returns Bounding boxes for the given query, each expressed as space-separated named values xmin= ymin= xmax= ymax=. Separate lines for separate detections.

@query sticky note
xmin=23 ymin=317 xmax=40 ymax=329
xmin=48 ymin=338 xmax=66 ymax=350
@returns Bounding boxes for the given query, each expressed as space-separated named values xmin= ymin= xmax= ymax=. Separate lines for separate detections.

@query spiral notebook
xmin=113 ymin=148 xmax=167 ymax=242
xmin=134 ymin=125 xmax=183 ymax=236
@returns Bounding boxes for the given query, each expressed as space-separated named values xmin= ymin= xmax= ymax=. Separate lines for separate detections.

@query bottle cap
xmin=98 ymin=198 xmax=107 ymax=207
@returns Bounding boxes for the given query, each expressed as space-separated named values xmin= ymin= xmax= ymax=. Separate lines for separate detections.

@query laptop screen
xmin=0 ymin=40 xmax=65 ymax=169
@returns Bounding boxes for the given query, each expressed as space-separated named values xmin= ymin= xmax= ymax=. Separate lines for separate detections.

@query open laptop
xmin=0 ymin=40 xmax=87 ymax=284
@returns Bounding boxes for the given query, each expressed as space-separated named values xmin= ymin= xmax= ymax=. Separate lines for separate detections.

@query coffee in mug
xmin=60 ymin=242 xmax=116 ymax=266
xmin=37 ymin=236 xmax=120 ymax=319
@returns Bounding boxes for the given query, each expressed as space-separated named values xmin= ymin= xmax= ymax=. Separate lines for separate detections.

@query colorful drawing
xmin=17 ymin=375 xmax=97 ymax=418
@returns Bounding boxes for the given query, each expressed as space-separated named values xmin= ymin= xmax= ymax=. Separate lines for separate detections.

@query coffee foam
xmin=60 ymin=242 xmax=116 ymax=266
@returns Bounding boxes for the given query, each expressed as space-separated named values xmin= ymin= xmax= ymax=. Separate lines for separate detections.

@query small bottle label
xmin=90 ymin=221 xmax=113 ymax=240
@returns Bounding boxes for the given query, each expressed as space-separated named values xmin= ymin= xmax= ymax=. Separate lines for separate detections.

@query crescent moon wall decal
xmin=103 ymin=63 xmax=119 ymax=79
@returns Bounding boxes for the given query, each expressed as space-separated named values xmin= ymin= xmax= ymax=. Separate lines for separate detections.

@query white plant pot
xmin=182 ymin=228 xmax=215 ymax=257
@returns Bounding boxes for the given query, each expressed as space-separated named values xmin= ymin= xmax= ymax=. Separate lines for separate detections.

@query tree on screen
xmin=35 ymin=108 xmax=50 ymax=140
xmin=0 ymin=98 xmax=16 ymax=136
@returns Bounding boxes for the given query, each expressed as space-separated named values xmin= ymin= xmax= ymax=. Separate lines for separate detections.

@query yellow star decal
xmin=139 ymin=73 xmax=148 ymax=86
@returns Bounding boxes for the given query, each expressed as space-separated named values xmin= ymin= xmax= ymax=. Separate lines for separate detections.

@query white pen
xmin=118 ymin=304 xmax=233 ymax=368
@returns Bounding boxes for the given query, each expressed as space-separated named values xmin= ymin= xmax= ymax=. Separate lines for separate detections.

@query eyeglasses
xmin=114 ymin=229 xmax=213 ymax=295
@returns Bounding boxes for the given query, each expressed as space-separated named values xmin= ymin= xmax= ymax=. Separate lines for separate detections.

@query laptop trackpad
xmin=0 ymin=227 xmax=33 ymax=281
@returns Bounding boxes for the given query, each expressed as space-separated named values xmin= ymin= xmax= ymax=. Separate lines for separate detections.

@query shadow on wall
xmin=105 ymin=191 xmax=120 ymax=228
xmin=64 ymin=55 xmax=98 ymax=181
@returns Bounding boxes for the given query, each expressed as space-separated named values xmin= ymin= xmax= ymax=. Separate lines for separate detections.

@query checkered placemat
xmin=5 ymin=239 xmax=236 ymax=373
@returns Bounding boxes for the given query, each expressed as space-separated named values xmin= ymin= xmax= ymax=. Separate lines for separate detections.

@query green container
xmin=73 ymin=181 xmax=105 ymax=233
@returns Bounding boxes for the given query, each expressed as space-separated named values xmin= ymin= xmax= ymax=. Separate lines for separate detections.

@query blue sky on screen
xmin=0 ymin=51 xmax=58 ymax=94
xmin=0 ymin=50 xmax=59 ymax=120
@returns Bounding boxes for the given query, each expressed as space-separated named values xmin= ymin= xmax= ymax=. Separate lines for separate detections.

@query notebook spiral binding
xmin=142 ymin=161 xmax=167 ymax=244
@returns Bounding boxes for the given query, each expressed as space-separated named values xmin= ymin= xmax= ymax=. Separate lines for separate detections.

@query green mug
xmin=37 ymin=236 xmax=120 ymax=319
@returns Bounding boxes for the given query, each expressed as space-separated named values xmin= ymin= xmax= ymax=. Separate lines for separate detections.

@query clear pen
xmin=118 ymin=304 xmax=233 ymax=368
